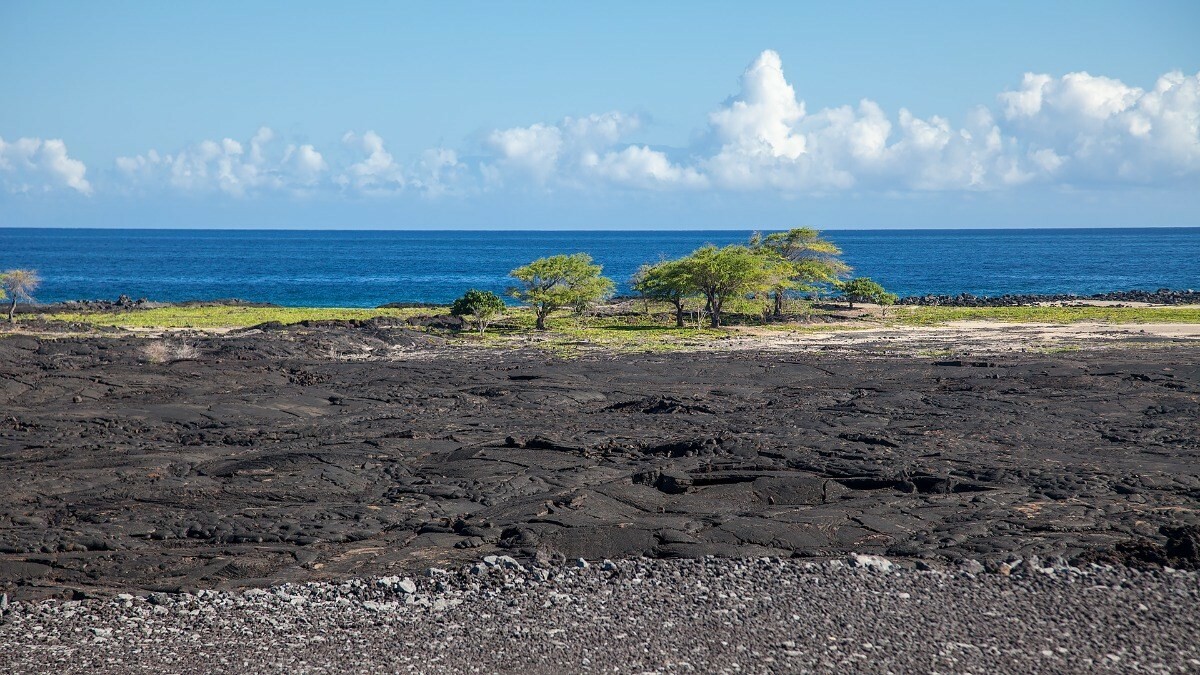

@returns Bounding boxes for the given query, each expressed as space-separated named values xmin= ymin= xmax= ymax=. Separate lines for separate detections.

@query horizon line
xmin=2 ymin=225 xmax=1198 ymax=233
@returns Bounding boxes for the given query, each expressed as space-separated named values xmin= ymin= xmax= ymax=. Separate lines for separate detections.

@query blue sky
xmin=1 ymin=1 xmax=1198 ymax=229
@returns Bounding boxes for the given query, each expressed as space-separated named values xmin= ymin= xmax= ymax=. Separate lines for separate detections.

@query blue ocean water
xmin=1 ymin=228 xmax=1197 ymax=307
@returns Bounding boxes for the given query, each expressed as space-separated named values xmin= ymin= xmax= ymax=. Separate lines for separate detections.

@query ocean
xmin=2 ymin=227 xmax=1198 ymax=307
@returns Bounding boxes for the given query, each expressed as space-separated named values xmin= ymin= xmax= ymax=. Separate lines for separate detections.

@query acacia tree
xmin=677 ymin=245 xmax=780 ymax=328
xmin=631 ymin=259 xmax=694 ymax=328
xmin=750 ymin=228 xmax=851 ymax=317
xmin=508 ymin=253 xmax=615 ymax=330
xmin=450 ymin=289 xmax=506 ymax=335
xmin=1 ymin=269 xmax=41 ymax=323
xmin=838 ymin=277 xmax=895 ymax=310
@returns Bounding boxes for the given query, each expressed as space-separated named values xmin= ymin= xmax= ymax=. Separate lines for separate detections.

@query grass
xmin=37 ymin=305 xmax=429 ymax=329
xmin=891 ymin=305 xmax=1200 ymax=326
xmin=24 ymin=301 xmax=1200 ymax=355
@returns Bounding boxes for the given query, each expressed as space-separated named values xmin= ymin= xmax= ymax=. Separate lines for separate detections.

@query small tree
xmin=750 ymin=228 xmax=851 ymax=318
xmin=450 ymin=289 xmax=506 ymax=335
xmin=877 ymin=289 xmax=899 ymax=318
xmin=631 ymin=259 xmax=695 ymax=328
xmin=1 ymin=269 xmax=41 ymax=323
xmin=839 ymin=277 xmax=892 ymax=310
xmin=677 ymin=245 xmax=780 ymax=328
xmin=570 ymin=275 xmax=616 ymax=317
xmin=508 ymin=253 xmax=615 ymax=330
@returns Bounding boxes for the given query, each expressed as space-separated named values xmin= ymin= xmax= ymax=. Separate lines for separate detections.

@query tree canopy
xmin=838 ymin=277 xmax=897 ymax=310
xmin=750 ymin=228 xmax=851 ymax=317
xmin=679 ymin=244 xmax=782 ymax=327
xmin=450 ymin=289 xmax=506 ymax=334
xmin=508 ymin=254 xmax=615 ymax=329
xmin=631 ymin=259 xmax=695 ymax=327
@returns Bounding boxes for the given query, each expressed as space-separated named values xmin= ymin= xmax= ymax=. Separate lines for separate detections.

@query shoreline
xmin=15 ymin=286 xmax=1200 ymax=313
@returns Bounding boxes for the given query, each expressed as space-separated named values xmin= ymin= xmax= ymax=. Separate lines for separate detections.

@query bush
xmin=142 ymin=340 xmax=200 ymax=364
xmin=838 ymin=277 xmax=898 ymax=313
xmin=450 ymin=289 xmax=506 ymax=335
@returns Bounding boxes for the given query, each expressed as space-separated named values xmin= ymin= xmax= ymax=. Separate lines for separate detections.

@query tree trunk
xmin=708 ymin=294 xmax=721 ymax=328
xmin=535 ymin=312 xmax=547 ymax=330
xmin=7 ymin=296 xmax=15 ymax=323
xmin=773 ymin=290 xmax=783 ymax=318
xmin=673 ymin=300 xmax=684 ymax=328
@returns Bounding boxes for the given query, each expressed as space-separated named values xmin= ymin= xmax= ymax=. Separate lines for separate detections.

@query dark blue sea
xmin=2 ymin=228 xmax=1198 ymax=307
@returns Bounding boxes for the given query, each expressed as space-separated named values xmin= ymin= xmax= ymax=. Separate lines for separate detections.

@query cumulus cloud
xmin=337 ymin=131 xmax=406 ymax=192
xmin=482 ymin=112 xmax=643 ymax=187
xmin=0 ymin=136 xmax=92 ymax=195
xmin=37 ymin=50 xmax=1200 ymax=200
xmin=116 ymin=127 xmax=328 ymax=196
xmin=688 ymin=51 xmax=1200 ymax=192
xmin=998 ymin=69 xmax=1200 ymax=183
xmin=698 ymin=51 xmax=1043 ymax=192
xmin=335 ymin=132 xmax=466 ymax=196
xmin=583 ymin=146 xmax=707 ymax=189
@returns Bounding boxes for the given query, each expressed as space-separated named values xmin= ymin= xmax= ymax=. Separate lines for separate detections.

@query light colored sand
xmin=723 ymin=321 xmax=1200 ymax=354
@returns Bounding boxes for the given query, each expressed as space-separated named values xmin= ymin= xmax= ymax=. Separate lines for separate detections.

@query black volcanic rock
xmin=0 ymin=332 xmax=1198 ymax=599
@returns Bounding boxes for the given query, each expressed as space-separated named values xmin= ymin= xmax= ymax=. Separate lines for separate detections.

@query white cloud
xmin=337 ymin=131 xmax=406 ymax=192
xmin=583 ymin=146 xmax=707 ymax=189
xmin=283 ymin=143 xmax=328 ymax=185
xmin=482 ymin=111 xmax=643 ymax=187
xmin=41 ymin=50 xmax=1200 ymax=200
xmin=709 ymin=50 xmax=807 ymax=161
xmin=698 ymin=54 xmax=1032 ymax=192
xmin=485 ymin=123 xmax=563 ymax=181
xmin=696 ymin=52 xmax=1199 ymax=192
xmin=0 ymin=136 xmax=92 ymax=195
xmin=997 ymin=68 xmax=1200 ymax=183
xmin=116 ymin=126 xmax=328 ymax=196
xmin=411 ymin=147 xmax=467 ymax=197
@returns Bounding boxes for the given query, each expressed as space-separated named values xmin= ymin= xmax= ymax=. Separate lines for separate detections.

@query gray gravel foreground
xmin=1 ymin=558 xmax=1198 ymax=675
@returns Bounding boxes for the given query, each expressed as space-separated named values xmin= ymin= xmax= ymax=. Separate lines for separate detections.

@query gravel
xmin=2 ymin=557 xmax=1198 ymax=674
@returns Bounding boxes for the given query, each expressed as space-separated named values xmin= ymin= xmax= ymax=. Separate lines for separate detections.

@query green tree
xmin=750 ymin=228 xmax=851 ymax=317
xmin=838 ymin=277 xmax=894 ymax=310
xmin=450 ymin=289 xmax=506 ymax=335
xmin=678 ymin=245 xmax=780 ymax=328
xmin=631 ymin=259 xmax=695 ymax=328
xmin=508 ymin=253 xmax=615 ymax=330
xmin=1 ymin=269 xmax=41 ymax=323
xmin=876 ymin=289 xmax=899 ymax=317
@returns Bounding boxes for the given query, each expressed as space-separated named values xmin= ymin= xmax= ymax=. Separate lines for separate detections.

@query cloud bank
xmin=7 ymin=51 xmax=1199 ymax=199
xmin=0 ymin=136 xmax=92 ymax=195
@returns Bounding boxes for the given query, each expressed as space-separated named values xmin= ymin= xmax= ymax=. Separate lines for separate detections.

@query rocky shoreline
xmin=897 ymin=287 xmax=1200 ymax=306
xmin=16 ymin=287 xmax=1200 ymax=314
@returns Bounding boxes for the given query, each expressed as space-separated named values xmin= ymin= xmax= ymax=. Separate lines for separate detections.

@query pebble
xmin=1 ymin=556 xmax=1197 ymax=674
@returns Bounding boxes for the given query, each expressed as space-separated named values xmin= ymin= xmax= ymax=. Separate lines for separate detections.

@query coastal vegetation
xmin=15 ymin=227 xmax=1200 ymax=354
xmin=450 ymin=289 xmax=506 ymax=335
xmin=631 ymin=259 xmax=693 ymax=327
xmin=2 ymin=269 xmax=41 ymax=323
xmin=839 ymin=277 xmax=898 ymax=312
xmin=508 ymin=253 xmax=615 ymax=330
xmin=750 ymin=228 xmax=850 ymax=317
xmin=624 ymin=228 xmax=854 ymax=327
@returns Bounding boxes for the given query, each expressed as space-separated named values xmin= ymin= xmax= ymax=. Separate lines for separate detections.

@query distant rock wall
xmin=898 ymin=288 xmax=1200 ymax=307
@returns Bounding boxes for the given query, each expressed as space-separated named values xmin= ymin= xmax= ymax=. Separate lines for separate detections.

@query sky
xmin=1 ymin=0 xmax=1199 ymax=229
